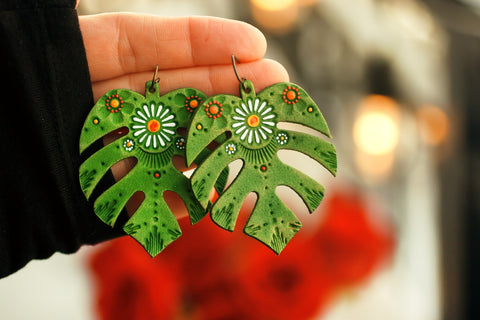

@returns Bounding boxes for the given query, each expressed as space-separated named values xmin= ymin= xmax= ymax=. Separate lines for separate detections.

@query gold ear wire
xmin=231 ymin=54 xmax=249 ymax=92
xmin=149 ymin=64 xmax=160 ymax=92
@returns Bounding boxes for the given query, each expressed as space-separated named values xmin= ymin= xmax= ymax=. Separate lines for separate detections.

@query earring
xmin=78 ymin=66 xmax=228 ymax=257
xmin=186 ymin=56 xmax=337 ymax=254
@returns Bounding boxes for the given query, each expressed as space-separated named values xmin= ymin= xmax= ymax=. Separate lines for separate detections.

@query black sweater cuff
xmin=0 ymin=3 xmax=123 ymax=278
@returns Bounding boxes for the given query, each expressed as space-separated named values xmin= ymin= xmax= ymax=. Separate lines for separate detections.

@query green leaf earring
xmin=186 ymin=56 xmax=337 ymax=254
xmin=79 ymin=67 xmax=219 ymax=257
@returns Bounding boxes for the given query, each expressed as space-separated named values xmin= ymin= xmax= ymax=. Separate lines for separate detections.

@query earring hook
xmin=149 ymin=64 xmax=160 ymax=92
xmin=231 ymin=55 xmax=249 ymax=92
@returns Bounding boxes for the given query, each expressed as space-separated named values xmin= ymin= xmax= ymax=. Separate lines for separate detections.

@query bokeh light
xmin=250 ymin=0 xmax=299 ymax=33
xmin=416 ymin=104 xmax=450 ymax=146
xmin=353 ymin=95 xmax=400 ymax=156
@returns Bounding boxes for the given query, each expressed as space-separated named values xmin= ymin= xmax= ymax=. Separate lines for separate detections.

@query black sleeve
xmin=0 ymin=0 xmax=124 ymax=278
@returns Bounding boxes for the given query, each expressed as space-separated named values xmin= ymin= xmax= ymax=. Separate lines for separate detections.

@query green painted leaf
xmin=187 ymin=80 xmax=337 ymax=254
xmin=79 ymin=81 xmax=208 ymax=256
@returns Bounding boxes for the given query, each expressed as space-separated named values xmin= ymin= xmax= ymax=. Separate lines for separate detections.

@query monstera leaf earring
xmin=186 ymin=56 xmax=337 ymax=254
xmin=79 ymin=67 xmax=224 ymax=257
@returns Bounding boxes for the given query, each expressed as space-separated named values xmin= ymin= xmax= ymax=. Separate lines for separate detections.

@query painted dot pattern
xmin=185 ymin=95 xmax=202 ymax=113
xmin=106 ymin=94 xmax=124 ymax=113
xmin=282 ymin=86 xmax=300 ymax=105
xmin=205 ymin=100 xmax=223 ymax=119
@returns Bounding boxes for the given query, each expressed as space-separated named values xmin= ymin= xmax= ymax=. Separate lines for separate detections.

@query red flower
xmin=312 ymin=189 xmax=394 ymax=287
xmin=161 ymin=216 xmax=234 ymax=300
xmin=88 ymin=188 xmax=395 ymax=320
xmin=231 ymin=239 xmax=334 ymax=320
xmin=89 ymin=236 xmax=181 ymax=320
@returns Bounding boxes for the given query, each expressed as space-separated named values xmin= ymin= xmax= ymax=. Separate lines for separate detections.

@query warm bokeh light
xmin=298 ymin=0 xmax=317 ymax=6
xmin=354 ymin=112 xmax=398 ymax=155
xmin=416 ymin=104 xmax=450 ymax=146
xmin=250 ymin=0 xmax=296 ymax=11
xmin=250 ymin=0 xmax=299 ymax=33
xmin=355 ymin=151 xmax=395 ymax=182
xmin=353 ymin=95 xmax=400 ymax=156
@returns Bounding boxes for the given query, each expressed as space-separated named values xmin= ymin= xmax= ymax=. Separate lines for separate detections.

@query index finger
xmin=79 ymin=13 xmax=268 ymax=82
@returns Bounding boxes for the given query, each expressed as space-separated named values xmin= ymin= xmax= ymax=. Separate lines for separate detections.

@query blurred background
xmin=2 ymin=0 xmax=480 ymax=319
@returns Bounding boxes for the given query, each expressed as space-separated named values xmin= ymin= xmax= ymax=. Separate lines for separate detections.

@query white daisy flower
xmin=175 ymin=137 xmax=186 ymax=150
xmin=225 ymin=143 xmax=237 ymax=155
xmin=231 ymin=98 xmax=276 ymax=145
xmin=131 ymin=103 xmax=177 ymax=150
xmin=123 ymin=138 xmax=135 ymax=152
xmin=275 ymin=132 xmax=289 ymax=145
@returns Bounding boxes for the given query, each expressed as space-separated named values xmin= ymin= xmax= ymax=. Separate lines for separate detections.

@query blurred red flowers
xmin=89 ymin=236 xmax=181 ymax=320
xmin=89 ymin=187 xmax=394 ymax=320
xmin=314 ymin=190 xmax=395 ymax=287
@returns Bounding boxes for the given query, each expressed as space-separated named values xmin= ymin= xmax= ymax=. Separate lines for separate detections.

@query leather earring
xmin=186 ymin=56 xmax=337 ymax=254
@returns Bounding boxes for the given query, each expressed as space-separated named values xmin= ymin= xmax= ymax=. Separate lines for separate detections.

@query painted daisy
xmin=131 ymin=103 xmax=177 ymax=150
xmin=231 ymin=98 xmax=276 ymax=145
xmin=225 ymin=143 xmax=237 ymax=155
xmin=123 ymin=138 xmax=135 ymax=152
xmin=275 ymin=132 xmax=289 ymax=145
xmin=175 ymin=137 xmax=186 ymax=150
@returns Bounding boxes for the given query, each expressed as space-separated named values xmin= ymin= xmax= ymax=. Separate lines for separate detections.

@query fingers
xmin=91 ymin=58 xmax=289 ymax=101
xmin=79 ymin=13 xmax=267 ymax=82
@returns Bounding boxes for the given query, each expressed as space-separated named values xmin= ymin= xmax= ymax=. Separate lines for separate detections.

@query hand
xmin=79 ymin=13 xmax=289 ymax=218
xmin=79 ymin=13 xmax=288 ymax=100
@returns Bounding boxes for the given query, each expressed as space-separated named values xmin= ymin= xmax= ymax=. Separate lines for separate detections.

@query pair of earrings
xmin=79 ymin=56 xmax=337 ymax=257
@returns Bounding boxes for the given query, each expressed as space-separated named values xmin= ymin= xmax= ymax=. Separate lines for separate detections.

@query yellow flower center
xmin=247 ymin=115 xmax=260 ymax=127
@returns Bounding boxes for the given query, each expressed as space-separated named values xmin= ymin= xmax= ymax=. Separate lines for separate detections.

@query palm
xmin=186 ymin=80 xmax=337 ymax=254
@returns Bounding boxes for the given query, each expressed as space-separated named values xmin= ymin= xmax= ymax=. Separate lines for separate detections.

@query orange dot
xmin=189 ymin=100 xmax=198 ymax=108
xmin=209 ymin=105 xmax=219 ymax=115
xmin=93 ymin=119 xmax=99 ymax=124
xmin=110 ymin=98 xmax=120 ymax=108
xmin=196 ymin=123 xmax=203 ymax=130
xmin=147 ymin=119 xmax=161 ymax=132
xmin=247 ymin=115 xmax=260 ymax=127
xmin=126 ymin=141 xmax=132 ymax=147
xmin=286 ymin=90 xmax=296 ymax=101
